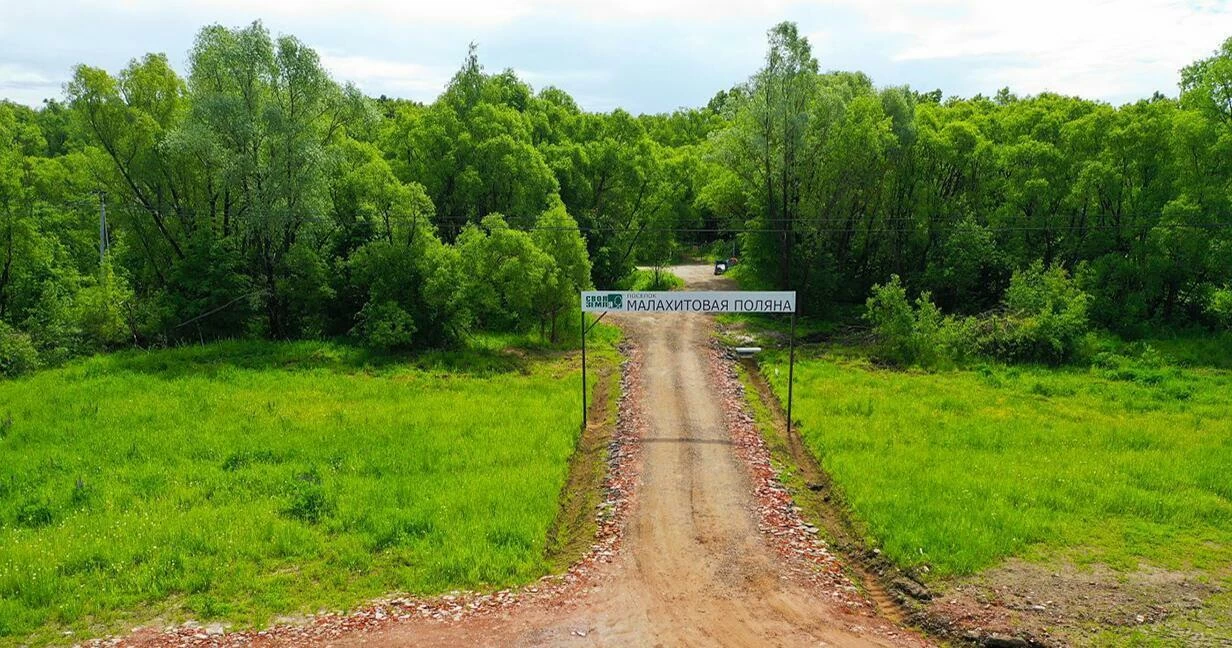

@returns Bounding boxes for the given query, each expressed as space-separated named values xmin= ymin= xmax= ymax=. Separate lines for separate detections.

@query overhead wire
xmin=22 ymin=195 xmax=1232 ymax=238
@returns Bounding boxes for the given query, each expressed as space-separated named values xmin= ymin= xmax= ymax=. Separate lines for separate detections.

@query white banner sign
xmin=581 ymin=291 xmax=796 ymax=314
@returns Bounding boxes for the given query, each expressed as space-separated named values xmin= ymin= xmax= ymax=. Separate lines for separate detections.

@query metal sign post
xmin=787 ymin=309 xmax=795 ymax=437
xmin=581 ymin=312 xmax=587 ymax=431
xmin=579 ymin=290 xmax=797 ymax=430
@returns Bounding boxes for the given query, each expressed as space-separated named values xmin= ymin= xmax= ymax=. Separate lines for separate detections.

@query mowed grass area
xmin=760 ymin=349 xmax=1232 ymax=577
xmin=0 ymin=335 xmax=615 ymax=645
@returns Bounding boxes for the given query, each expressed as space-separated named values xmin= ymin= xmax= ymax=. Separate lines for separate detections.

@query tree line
xmin=2 ymin=20 xmax=1231 ymax=376
xmin=721 ymin=24 xmax=1232 ymax=341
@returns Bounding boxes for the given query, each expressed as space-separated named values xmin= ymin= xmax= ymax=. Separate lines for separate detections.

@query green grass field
xmin=760 ymin=349 xmax=1232 ymax=577
xmin=0 ymin=336 xmax=614 ymax=645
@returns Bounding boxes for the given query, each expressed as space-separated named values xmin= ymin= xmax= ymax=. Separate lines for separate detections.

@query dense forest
xmin=1 ymin=21 xmax=1230 ymax=375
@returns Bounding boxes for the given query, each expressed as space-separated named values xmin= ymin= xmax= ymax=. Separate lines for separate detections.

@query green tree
xmin=384 ymin=48 xmax=557 ymax=239
xmin=531 ymin=201 xmax=591 ymax=342
xmin=348 ymin=216 xmax=469 ymax=350
xmin=719 ymin=22 xmax=819 ymax=290
xmin=457 ymin=214 xmax=555 ymax=332
xmin=74 ymin=259 xmax=134 ymax=348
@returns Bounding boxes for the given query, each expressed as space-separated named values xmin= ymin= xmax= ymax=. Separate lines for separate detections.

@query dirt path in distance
xmin=326 ymin=266 xmax=926 ymax=647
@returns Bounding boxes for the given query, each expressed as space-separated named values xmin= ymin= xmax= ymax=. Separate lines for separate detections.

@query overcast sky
xmin=1 ymin=0 xmax=1231 ymax=113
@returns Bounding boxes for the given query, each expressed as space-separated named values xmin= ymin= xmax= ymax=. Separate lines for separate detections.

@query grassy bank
xmin=759 ymin=349 xmax=1232 ymax=576
xmin=0 ymin=334 xmax=617 ymax=645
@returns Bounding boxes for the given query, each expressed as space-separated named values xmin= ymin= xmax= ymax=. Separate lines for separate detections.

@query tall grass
xmin=1137 ymin=332 xmax=1232 ymax=370
xmin=0 ymin=338 xmax=606 ymax=645
xmin=761 ymin=350 xmax=1232 ymax=577
xmin=615 ymin=268 xmax=684 ymax=291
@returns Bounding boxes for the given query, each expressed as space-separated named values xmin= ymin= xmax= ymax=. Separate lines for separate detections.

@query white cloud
xmin=844 ymin=0 xmax=1232 ymax=98
xmin=72 ymin=0 xmax=813 ymax=28
xmin=514 ymin=67 xmax=609 ymax=85
xmin=316 ymin=51 xmax=452 ymax=100
xmin=0 ymin=63 xmax=51 ymax=86
xmin=547 ymin=0 xmax=797 ymax=22
xmin=0 ymin=63 xmax=60 ymax=105
xmin=2 ymin=0 xmax=1231 ymax=110
xmin=87 ymin=0 xmax=537 ymax=26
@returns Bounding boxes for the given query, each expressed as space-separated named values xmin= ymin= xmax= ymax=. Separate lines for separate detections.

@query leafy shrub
xmin=353 ymin=300 xmax=416 ymax=351
xmin=74 ymin=260 xmax=134 ymax=349
xmin=0 ymin=321 xmax=40 ymax=377
xmin=23 ymin=280 xmax=83 ymax=363
xmin=962 ymin=262 xmax=1091 ymax=365
xmin=1004 ymin=261 xmax=1089 ymax=319
xmin=348 ymin=221 xmax=471 ymax=350
xmin=864 ymin=275 xmax=945 ymax=366
xmin=864 ymin=275 xmax=915 ymax=364
xmin=865 ymin=263 xmax=1093 ymax=367
xmin=1210 ymin=286 xmax=1232 ymax=329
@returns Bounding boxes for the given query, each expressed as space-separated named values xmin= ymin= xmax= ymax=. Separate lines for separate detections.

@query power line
xmin=171 ymin=289 xmax=267 ymax=330
xmin=494 ymin=223 xmax=1232 ymax=233
xmin=77 ymin=200 xmax=1232 ymax=227
xmin=25 ymin=197 xmax=1232 ymax=235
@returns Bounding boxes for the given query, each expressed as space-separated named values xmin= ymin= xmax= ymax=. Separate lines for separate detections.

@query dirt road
xmin=330 ymin=266 xmax=923 ymax=647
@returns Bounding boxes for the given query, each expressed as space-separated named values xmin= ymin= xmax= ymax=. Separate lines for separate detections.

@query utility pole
xmin=98 ymin=191 xmax=107 ymax=265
